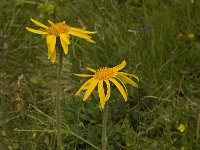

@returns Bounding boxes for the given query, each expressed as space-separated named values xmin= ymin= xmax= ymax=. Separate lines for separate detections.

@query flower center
xmin=95 ymin=67 xmax=114 ymax=80
xmin=47 ymin=22 xmax=70 ymax=36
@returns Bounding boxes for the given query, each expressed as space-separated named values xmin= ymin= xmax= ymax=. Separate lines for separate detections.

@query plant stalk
xmin=102 ymin=103 xmax=108 ymax=150
xmin=56 ymin=48 xmax=63 ymax=149
xmin=197 ymin=112 xmax=200 ymax=149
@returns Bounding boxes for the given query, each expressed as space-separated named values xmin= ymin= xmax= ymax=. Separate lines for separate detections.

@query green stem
xmin=197 ymin=112 xmax=200 ymax=149
xmin=28 ymin=104 xmax=101 ymax=150
xmin=102 ymin=103 xmax=108 ymax=150
xmin=56 ymin=48 xmax=63 ymax=149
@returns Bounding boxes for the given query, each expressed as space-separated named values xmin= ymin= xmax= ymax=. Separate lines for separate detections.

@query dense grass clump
xmin=0 ymin=0 xmax=200 ymax=149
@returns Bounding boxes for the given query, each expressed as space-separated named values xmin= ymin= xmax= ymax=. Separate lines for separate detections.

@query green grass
xmin=1 ymin=0 xmax=200 ymax=149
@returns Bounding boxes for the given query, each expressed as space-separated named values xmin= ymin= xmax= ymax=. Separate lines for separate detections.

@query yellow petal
xmin=48 ymin=20 xmax=54 ymax=25
xmin=105 ymin=80 xmax=111 ymax=101
xmin=116 ymin=75 xmax=126 ymax=84
xmin=46 ymin=35 xmax=54 ymax=44
xmin=60 ymin=37 xmax=69 ymax=55
xmin=83 ymin=79 xmax=98 ymax=101
xmin=68 ymin=30 xmax=91 ymax=38
xmin=70 ymin=27 xmax=96 ymax=34
xmin=68 ymin=30 xmax=95 ymax=43
xmin=47 ymin=44 xmax=52 ymax=59
xmin=86 ymin=67 xmax=96 ymax=73
xmin=50 ymin=36 xmax=56 ymax=53
xmin=117 ymin=75 xmax=138 ymax=87
xmin=74 ymin=74 xmax=94 ymax=78
xmin=118 ymin=72 xmax=139 ymax=82
xmin=98 ymin=80 xmax=106 ymax=109
xmin=112 ymin=60 xmax=126 ymax=71
xmin=115 ymin=76 xmax=128 ymax=94
xmin=60 ymin=33 xmax=70 ymax=44
xmin=30 ymin=18 xmax=48 ymax=29
xmin=75 ymin=78 xmax=95 ymax=95
xmin=109 ymin=78 xmax=127 ymax=101
xmin=50 ymin=49 xmax=56 ymax=64
xmin=85 ymin=38 xmax=96 ymax=43
xmin=26 ymin=27 xmax=48 ymax=34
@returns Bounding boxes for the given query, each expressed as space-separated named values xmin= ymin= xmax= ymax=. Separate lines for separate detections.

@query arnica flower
xmin=26 ymin=18 xmax=96 ymax=63
xmin=178 ymin=124 xmax=185 ymax=133
xmin=74 ymin=60 xmax=139 ymax=109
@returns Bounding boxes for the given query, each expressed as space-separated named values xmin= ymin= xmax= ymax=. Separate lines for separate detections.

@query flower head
xmin=74 ymin=60 xmax=139 ymax=109
xmin=178 ymin=124 xmax=185 ymax=132
xmin=26 ymin=18 xmax=96 ymax=63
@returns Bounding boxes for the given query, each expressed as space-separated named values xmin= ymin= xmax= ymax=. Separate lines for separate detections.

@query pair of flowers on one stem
xmin=26 ymin=18 xmax=139 ymax=109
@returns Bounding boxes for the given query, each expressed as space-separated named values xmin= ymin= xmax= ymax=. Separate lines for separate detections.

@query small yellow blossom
xmin=181 ymin=146 xmax=184 ymax=150
xmin=26 ymin=18 xmax=96 ymax=63
xmin=177 ymin=33 xmax=183 ymax=39
xmin=79 ymin=122 xmax=85 ymax=128
xmin=188 ymin=33 xmax=194 ymax=41
xmin=178 ymin=124 xmax=185 ymax=132
xmin=74 ymin=60 xmax=139 ymax=109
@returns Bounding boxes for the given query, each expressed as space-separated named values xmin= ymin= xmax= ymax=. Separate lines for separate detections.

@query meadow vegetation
xmin=0 ymin=0 xmax=200 ymax=149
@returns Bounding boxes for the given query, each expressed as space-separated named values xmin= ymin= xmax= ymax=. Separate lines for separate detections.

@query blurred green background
xmin=0 ymin=0 xmax=200 ymax=149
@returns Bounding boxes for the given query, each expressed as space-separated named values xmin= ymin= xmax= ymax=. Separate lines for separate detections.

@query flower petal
xmin=75 ymin=78 xmax=95 ymax=95
xmin=26 ymin=27 xmax=48 ymax=34
xmin=118 ymin=72 xmax=139 ymax=82
xmin=112 ymin=60 xmax=126 ymax=71
xmin=60 ymin=33 xmax=70 ymax=44
xmin=46 ymin=35 xmax=54 ymax=44
xmin=68 ymin=30 xmax=95 ymax=43
xmin=86 ymin=67 xmax=96 ymax=73
xmin=48 ymin=20 xmax=54 ymax=25
xmin=83 ymin=79 xmax=98 ymax=101
xmin=70 ymin=27 xmax=96 ymax=34
xmin=50 ymin=48 xmax=56 ymax=64
xmin=98 ymin=80 xmax=106 ymax=109
xmin=74 ymin=74 xmax=94 ymax=77
xmin=115 ymin=76 xmax=128 ymax=94
xmin=109 ymin=78 xmax=127 ymax=101
xmin=50 ymin=36 xmax=56 ymax=53
xmin=85 ymin=38 xmax=96 ymax=43
xmin=60 ymin=37 xmax=69 ymax=55
xmin=68 ymin=30 xmax=91 ymax=38
xmin=30 ymin=18 xmax=48 ymax=29
xmin=117 ymin=75 xmax=138 ymax=87
xmin=105 ymin=80 xmax=111 ymax=101
xmin=47 ymin=44 xmax=52 ymax=59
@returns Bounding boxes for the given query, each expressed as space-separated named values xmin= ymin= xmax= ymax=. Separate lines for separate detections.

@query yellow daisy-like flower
xmin=74 ymin=60 xmax=139 ymax=109
xmin=178 ymin=124 xmax=185 ymax=133
xmin=26 ymin=18 xmax=96 ymax=63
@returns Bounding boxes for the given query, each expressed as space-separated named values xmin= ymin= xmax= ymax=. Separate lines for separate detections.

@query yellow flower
xmin=178 ymin=124 xmax=185 ymax=132
xmin=74 ymin=60 xmax=139 ymax=109
xmin=177 ymin=33 xmax=183 ymax=39
xmin=181 ymin=146 xmax=184 ymax=150
xmin=26 ymin=18 xmax=96 ymax=63
xmin=188 ymin=33 xmax=194 ymax=41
